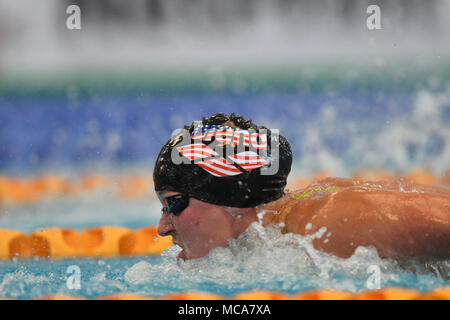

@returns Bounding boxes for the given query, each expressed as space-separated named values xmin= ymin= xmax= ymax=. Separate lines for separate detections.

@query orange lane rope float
xmin=161 ymin=292 xmax=225 ymax=300
xmin=1 ymin=170 xmax=449 ymax=206
xmin=0 ymin=173 xmax=154 ymax=206
xmin=0 ymin=230 xmax=24 ymax=260
xmin=292 ymin=289 xmax=355 ymax=300
xmin=1 ymin=288 xmax=448 ymax=300
xmin=0 ymin=226 xmax=172 ymax=259
xmin=232 ymin=290 xmax=290 ymax=300
xmin=354 ymin=288 xmax=422 ymax=300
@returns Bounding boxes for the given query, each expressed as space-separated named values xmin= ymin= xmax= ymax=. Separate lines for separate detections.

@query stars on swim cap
xmin=190 ymin=123 xmax=267 ymax=149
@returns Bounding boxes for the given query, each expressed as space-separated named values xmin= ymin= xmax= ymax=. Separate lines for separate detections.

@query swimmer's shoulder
xmin=293 ymin=176 xmax=450 ymax=197
xmin=261 ymin=176 xmax=450 ymax=228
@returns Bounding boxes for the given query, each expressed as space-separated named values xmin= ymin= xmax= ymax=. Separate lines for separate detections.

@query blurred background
xmin=0 ymin=0 xmax=449 ymax=231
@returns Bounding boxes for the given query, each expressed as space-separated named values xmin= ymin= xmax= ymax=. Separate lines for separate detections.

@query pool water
xmin=1 ymin=217 xmax=448 ymax=300
xmin=1 ymin=66 xmax=449 ymax=299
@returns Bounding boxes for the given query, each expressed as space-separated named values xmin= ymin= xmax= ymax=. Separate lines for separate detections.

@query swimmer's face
xmin=157 ymin=191 xmax=236 ymax=260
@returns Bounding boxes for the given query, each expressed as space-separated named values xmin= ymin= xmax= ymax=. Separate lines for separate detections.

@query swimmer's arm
xmin=309 ymin=188 xmax=450 ymax=260
xmin=277 ymin=184 xmax=450 ymax=260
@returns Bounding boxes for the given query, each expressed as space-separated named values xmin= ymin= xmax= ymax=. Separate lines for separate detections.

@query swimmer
xmin=154 ymin=113 xmax=450 ymax=263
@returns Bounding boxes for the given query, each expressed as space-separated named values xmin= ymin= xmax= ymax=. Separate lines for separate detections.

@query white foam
xmin=124 ymin=214 xmax=405 ymax=293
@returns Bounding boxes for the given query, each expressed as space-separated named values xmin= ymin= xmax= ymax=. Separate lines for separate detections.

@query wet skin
xmin=261 ymin=177 xmax=450 ymax=260
xmin=158 ymin=177 xmax=450 ymax=261
xmin=157 ymin=191 xmax=256 ymax=260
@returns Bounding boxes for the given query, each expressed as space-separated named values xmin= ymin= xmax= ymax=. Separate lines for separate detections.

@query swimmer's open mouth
xmin=173 ymin=241 xmax=187 ymax=260
xmin=177 ymin=249 xmax=187 ymax=260
xmin=174 ymin=242 xmax=187 ymax=260
xmin=165 ymin=231 xmax=186 ymax=259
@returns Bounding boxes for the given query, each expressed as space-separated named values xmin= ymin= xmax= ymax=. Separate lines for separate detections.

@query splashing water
xmin=123 ymin=210 xmax=449 ymax=297
xmin=0 ymin=210 xmax=448 ymax=299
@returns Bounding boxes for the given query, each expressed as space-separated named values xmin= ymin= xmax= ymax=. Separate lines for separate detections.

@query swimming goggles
xmin=160 ymin=194 xmax=190 ymax=216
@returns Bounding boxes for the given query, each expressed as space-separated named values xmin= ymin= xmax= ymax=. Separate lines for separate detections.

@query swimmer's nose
xmin=158 ymin=211 xmax=175 ymax=237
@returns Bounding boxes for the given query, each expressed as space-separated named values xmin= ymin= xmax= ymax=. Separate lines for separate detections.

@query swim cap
xmin=153 ymin=113 xmax=292 ymax=208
